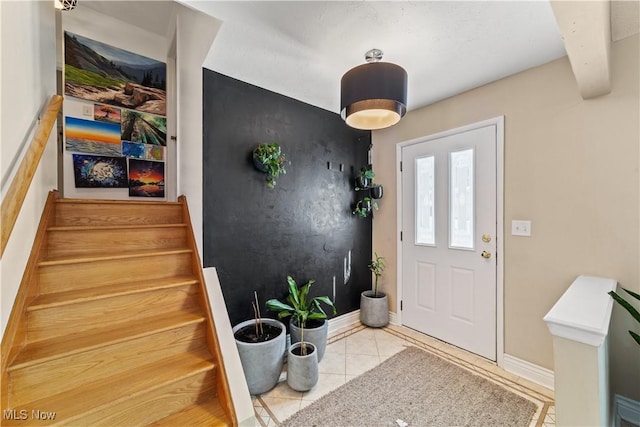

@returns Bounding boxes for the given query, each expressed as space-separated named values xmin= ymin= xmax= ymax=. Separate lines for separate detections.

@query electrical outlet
xmin=512 ymin=220 xmax=531 ymax=237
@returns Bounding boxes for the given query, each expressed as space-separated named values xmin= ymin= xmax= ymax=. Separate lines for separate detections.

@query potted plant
xmin=252 ymin=142 xmax=286 ymax=188
xmin=370 ymin=184 xmax=383 ymax=200
xmin=356 ymin=166 xmax=375 ymax=189
xmin=233 ymin=292 xmax=286 ymax=395
xmin=266 ymin=276 xmax=336 ymax=362
xmin=360 ymin=252 xmax=389 ymax=327
xmin=353 ymin=197 xmax=378 ymax=218
xmin=286 ymin=323 xmax=319 ymax=391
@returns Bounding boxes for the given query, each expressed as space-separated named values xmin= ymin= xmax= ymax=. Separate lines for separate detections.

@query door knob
xmin=481 ymin=250 xmax=491 ymax=259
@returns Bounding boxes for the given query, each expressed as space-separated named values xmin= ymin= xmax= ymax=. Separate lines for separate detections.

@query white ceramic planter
xmin=360 ymin=290 xmax=389 ymax=327
xmin=290 ymin=319 xmax=328 ymax=362
xmin=233 ymin=318 xmax=286 ymax=395
xmin=287 ymin=342 xmax=319 ymax=391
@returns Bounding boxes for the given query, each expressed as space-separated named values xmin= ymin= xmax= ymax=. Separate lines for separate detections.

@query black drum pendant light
xmin=340 ymin=49 xmax=407 ymax=130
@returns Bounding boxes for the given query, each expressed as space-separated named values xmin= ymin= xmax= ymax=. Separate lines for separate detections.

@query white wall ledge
xmin=543 ymin=275 xmax=617 ymax=347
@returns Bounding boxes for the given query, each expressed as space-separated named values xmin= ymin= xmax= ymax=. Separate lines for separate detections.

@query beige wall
xmin=372 ymin=34 xmax=639 ymax=399
xmin=1 ymin=1 xmax=58 ymax=335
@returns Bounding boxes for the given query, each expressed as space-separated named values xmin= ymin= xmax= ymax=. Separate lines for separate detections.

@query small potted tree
xmin=252 ymin=142 xmax=286 ymax=188
xmin=360 ymin=252 xmax=389 ymax=327
xmin=233 ymin=292 xmax=286 ymax=395
xmin=266 ymin=276 xmax=336 ymax=362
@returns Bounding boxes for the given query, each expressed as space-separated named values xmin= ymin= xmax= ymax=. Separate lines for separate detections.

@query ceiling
xmin=81 ymin=1 xmax=639 ymax=115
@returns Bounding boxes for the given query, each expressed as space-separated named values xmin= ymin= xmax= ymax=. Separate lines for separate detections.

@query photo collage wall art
xmin=64 ymin=31 xmax=167 ymax=197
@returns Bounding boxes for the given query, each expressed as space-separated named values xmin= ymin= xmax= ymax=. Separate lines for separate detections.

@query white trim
xmin=327 ymin=310 xmax=400 ymax=335
xmin=396 ymin=143 xmax=404 ymax=325
xmin=328 ymin=310 xmax=361 ymax=335
xmin=613 ymin=394 xmax=640 ymax=427
xmin=503 ymin=353 xmax=555 ymax=391
xmin=389 ymin=311 xmax=400 ymax=326
xmin=395 ymin=116 xmax=505 ymax=365
xmin=495 ymin=116 xmax=505 ymax=368
xmin=202 ymin=267 xmax=256 ymax=426
xmin=543 ymin=275 xmax=617 ymax=347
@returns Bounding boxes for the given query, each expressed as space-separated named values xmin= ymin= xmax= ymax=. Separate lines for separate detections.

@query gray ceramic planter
xmin=287 ymin=342 xmax=319 ymax=391
xmin=360 ymin=290 xmax=389 ymax=327
xmin=290 ymin=318 xmax=328 ymax=362
xmin=233 ymin=318 xmax=286 ymax=395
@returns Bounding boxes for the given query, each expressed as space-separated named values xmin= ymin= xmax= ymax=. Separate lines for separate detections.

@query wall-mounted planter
xmin=252 ymin=143 xmax=286 ymax=188
xmin=356 ymin=166 xmax=375 ymax=190
xmin=370 ymin=185 xmax=383 ymax=200
xmin=353 ymin=197 xmax=378 ymax=218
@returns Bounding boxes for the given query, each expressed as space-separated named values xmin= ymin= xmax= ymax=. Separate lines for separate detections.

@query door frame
xmin=395 ymin=116 xmax=505 ymax=367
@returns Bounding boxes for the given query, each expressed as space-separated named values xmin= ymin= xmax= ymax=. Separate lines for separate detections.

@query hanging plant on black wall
xmin=253 ymin=143 xmax=286 ymax=188
xmin=356 ymin=166 xmax=375 ymax=190
xmin=353 ymin=196 xmax=378 ymax=218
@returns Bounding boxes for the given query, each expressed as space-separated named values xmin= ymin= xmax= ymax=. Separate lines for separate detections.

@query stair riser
xmin=27 ymin=286 xmax=200 ymax=342
xmin=73 ymin=369 xmax=217 ymax=426
xmin=38 ymin=252 xmax=194 ymax=294
xmin=47 ymin=227 xmax=188 ymax=259
xmin=54 ymin=203 xmax=183 ymax=227
xmin=9 ymin=322 xmax=207 ymax=405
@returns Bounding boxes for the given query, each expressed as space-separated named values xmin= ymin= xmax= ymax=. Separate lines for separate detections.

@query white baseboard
xmin=503 ymin=353 xmax=554 ymax=391
xmin=613 ymin=394 xmax=640 ymax=427
xmin=389 ymin=311 xmax=399 ymax=325
xmin=328 ymin=310 xmax=399 ymax=335
xmin=328 ymin=310 xmax=361 ymax=334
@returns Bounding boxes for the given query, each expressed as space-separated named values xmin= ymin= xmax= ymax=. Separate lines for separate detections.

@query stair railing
xmin=0 ymin=94 xmax=63 ymax=258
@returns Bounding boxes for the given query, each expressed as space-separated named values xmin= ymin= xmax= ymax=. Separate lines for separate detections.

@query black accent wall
xmin=202 ymin=70 xmax=372 ymax=327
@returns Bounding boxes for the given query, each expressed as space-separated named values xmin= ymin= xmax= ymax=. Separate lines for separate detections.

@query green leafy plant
xmin=266 ymin=276 xmax=336 ymax=328
xmin=356 ymin=166 xmax=375 ymax=190
xmin=359 ymin=166 xmax=375 ymax=180
xmin=353 ymin=197 xmax=378 ymax=218
xmin=368 ymin=252 xmax=386 ymax=297
xmin=608 ymin=287 xmax=640 ymax=347
xmin=253 ymin=143 xmax=286 ymax=188
xmin=266 ymin=276 xmax=336 ymax=356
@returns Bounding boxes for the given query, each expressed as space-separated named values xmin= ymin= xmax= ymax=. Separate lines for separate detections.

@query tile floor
xmin=253 ymin=324 xmax=556 ymax=427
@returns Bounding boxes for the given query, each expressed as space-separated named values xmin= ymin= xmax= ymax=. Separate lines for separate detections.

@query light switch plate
xmin=512 ymin=220 xmax=531 ymax=237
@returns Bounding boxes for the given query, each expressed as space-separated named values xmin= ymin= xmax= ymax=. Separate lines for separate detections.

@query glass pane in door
xmin=415 ymin=156 xmax=435 ymax=246
xmin=449 ymin=148 xmax=474 ymax=249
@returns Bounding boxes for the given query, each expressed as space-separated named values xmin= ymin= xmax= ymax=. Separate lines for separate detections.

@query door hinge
xmin=400 ymin=231 xmax=403 ymax=241
xmin=400 ymin=161 xmax=403 ymax=172
xmin=400 ymin=300 xmax=403 ymax=310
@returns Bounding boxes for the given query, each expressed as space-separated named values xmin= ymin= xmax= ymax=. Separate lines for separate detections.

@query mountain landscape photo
xmin=64 ymin=31 xmax=166 ymax=116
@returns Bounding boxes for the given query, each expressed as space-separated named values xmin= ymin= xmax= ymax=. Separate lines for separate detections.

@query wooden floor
xmin=1 ymin=195 xmax=234 ymax=426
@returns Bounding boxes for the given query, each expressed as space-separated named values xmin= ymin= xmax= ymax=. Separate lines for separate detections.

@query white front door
xmin=401 ymin=123 xmax=497 ymax=360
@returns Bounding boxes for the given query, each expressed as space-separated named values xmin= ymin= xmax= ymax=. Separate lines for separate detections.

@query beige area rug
xmin=280 ymin=346 xmax=537 ymax=427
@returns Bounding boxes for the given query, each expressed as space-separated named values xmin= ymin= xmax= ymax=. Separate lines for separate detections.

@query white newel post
xmin=544 ymin=275 xmax=617 ymax=427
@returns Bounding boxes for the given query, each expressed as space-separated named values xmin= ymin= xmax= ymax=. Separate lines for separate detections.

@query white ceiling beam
xmin=551 ymin=0 xmax=611 ymax=99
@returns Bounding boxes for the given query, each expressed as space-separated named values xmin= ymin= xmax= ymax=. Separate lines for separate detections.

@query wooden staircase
xmin=1 ymin=192 xmax=236 ymax=426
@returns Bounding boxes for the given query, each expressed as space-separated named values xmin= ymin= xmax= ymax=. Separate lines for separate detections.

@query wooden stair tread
xmin=148 ymin=397 xmax=231 ymax=427
xmin=29 ymin=275 xmax=199 ymax=310
xmin=10 ymin=311 xmax=205 ymax=371
xmin=8 ymin=350 xmax=216 ymax=425
xmin=56 ymin=198 xmax=182 ymax=206
xmin=39 ymin=248 xmax=193 ymax=265
xmin=47 ymin=223 xmax=187 ymax=232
